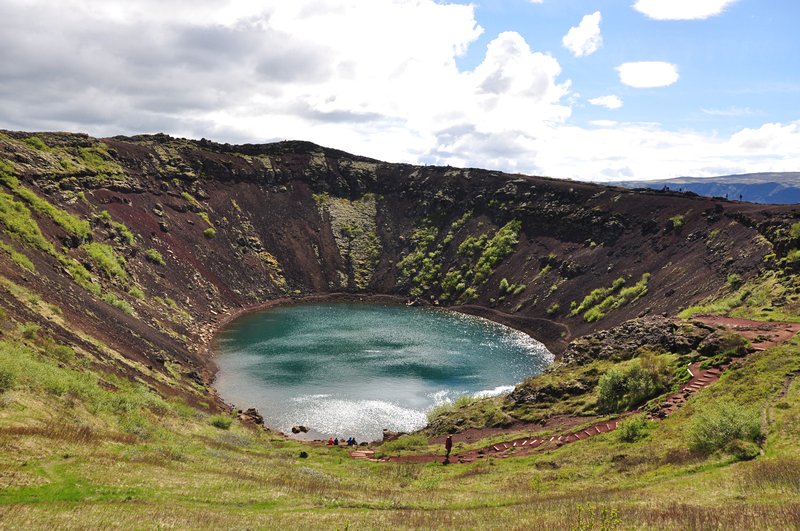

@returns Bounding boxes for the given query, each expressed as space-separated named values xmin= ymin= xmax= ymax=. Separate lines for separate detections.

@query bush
xmin=203 ymin=227 xmax=216 ymax=239
xmin=689 ymin=402 xmax=761 ymax=455
xmin=499 ymin=278 xmax=509 ymax=293
xmin=19 ymin=322 xmax=40 ymax=340
xmin=597 ymin=352 xmax=672 ymax=413
xmin=209 ymin=414 xmax=233 ymax=430
xmin=727 ymin=273 xmax=743 ymax=288
xmin=144 ymin=248 xmax=166 ymax=266
xmin=83 ymin=242 xmax=128 ymax=281
xmin=790 ymin=222 xmax=800 ymax=240
xmin=668 ymin=215 xmax=685 ymax=231
xmin=616 ymin=414 xmax=653 ymax=443
xmin=0 ymin=369 xmax=14 ymax=393
xmin=102 ymin=293 xmax=134 ymax=315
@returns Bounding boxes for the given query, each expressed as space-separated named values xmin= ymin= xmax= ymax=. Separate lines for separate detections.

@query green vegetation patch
xmin=689 ymin=402 xmax=761 ymax=458
xmin=95 ymin=210 xmax=135 ymax=246
xmin=397 ymin=224 xmax=440 ymax=296
xmin=144 ymin=248 xmax=166 ymax=266
xmin=0 ymin=168 xmax=90 ymax=241
xmin=596 ymin=351 xmax=672 ymax=413
xmin=0 ymin=190 xmax=57 ymax=254
xmin=82 ymin=242 xmax=128 ymax=282
xmin=0 ymin=241 xmax=35 ymax=272
xmin=570 ymin=273 xmax=650 ymax=322
xmin=318 ymin=193 xmax=381 ymax=290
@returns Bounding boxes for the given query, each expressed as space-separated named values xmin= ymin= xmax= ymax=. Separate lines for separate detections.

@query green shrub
xmin=727 ymin=273 xmax=743 ymax=288
xmin=472 ymin=220 xmax=521 ymax=285
xmin=0 ymin=191 xmax=57 ymax=254
xmin=668 ymin=215 xmax=685 ymax=231
xmin=203 ymin=227 xmax=216 ymax=239
xmin=427 ymin=394 xmax=478 ymax=423
xmin=616 ymin=414 xmax=653 ymax=443
xmin=59 ymin=256 xmax=102 ymax=296
xmin=209 ymin=414 xmax=233 ymax=430
xmin=689 ymin=402 xmax=761 ymax=455
xmin=83 ymin=242 xmax=128 ymax=281
xmin=50 ymin=344 xmax=76 ymax=363
xmin=128 ymin=286 xmax=145 ymax=299
xmin=102 ymin=293 xmax=134 ymax=315
xmin=573 ymin=274 xmax=650 ymax=322
xmin=790 ymin=222 xmax=800 ymax=240
xmin=22 ymin=136 xmax=49 ymax=151
xmin=19 ymin=322 xmax=40 ymax=340
xmin=0 ymin=368 xmax=14 ymax=393
xmin=597 ymin=352 xmax=672 ymax=413
xmin=144 ymin=248 xmax=166 ymax=266
xmin=13 ymin=185 xmax=91 ymax=240
xmin=0 ymin=241 xmax=35 ymax=272
xmin=499 ymin=278 xmax=509 ymax=293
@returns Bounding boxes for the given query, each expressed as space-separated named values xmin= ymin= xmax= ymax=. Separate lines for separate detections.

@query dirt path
xmin=353 ymin=316 xmax=800 ymax=464
xmin=690 ymin=315 xmax=800 ymax=351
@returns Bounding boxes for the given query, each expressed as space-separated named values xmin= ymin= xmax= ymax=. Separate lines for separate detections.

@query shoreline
xmin=196 ymin=292 xmax=566 ymax=437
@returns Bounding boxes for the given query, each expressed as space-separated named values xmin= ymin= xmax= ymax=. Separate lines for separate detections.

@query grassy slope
xmin=0 ymin=275 xmax=799 ymax=529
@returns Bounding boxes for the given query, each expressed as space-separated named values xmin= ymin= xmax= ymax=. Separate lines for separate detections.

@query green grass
xmin=0 ymin=312 xmax=799 ymax=528
xmin=0 ymin=190 xmax=57 ymax=254
xmin=0 ymin=241 xmax=35 ymax=272
xmin=144 ymin=248 xmax=166 ymax=266
xmin=572 ymin=273 xmax=650 ymax=322
xmin=101 ymin=292 xmax=135 ymax=315
xmin=0 ymin=168 xmax=91 ymax=241
xmin=82 ymin=242 xmax=128 ymax=282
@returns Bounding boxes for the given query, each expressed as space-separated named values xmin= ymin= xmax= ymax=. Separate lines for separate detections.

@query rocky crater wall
xmin=0 ymin=131 xmax=795 ymax=404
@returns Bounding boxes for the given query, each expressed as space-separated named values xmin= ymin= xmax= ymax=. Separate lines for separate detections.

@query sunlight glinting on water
xmin=214 ymin=302 xmax=553 ymax=441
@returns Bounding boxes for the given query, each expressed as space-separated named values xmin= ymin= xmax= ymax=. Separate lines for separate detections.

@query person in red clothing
xmin=327 ymin=437 xmax=334 ymax=445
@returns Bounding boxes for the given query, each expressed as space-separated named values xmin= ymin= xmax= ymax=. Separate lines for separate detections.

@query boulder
xmin=241 ymin=408 xmax=264 ymax=425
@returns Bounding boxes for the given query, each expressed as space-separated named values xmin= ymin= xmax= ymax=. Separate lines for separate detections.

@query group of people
xmin=327 ymin=436 xmax=358 ymax=446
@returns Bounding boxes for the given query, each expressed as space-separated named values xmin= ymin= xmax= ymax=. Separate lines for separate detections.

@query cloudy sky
xmin=1 ymin=0 xmax=798 ymax=181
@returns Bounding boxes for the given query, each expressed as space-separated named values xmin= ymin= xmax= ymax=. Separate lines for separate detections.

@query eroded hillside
xmin=0 ymin=130 xmax=797 ymax=404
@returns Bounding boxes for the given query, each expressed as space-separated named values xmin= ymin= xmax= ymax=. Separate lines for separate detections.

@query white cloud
xmin=0 ymin=0 xmax=796 ymax=183
xmin=589 ymin=95 xmax=623 ymax=110
xmin=512 ymin=120 xmax=800 ymax=182
xmin=702 ymin=106 xmax=754 ymax=117
xmin=730 ymin=122 xmax=800 ymax=152
xmin=633 ymin=0 xmax=738 ymax=20
xmin=617 ymin=62 xmax=679 ymax=88
xmin=590 ymin=120 xmax=618 ymax=127
xmin=562 ymin=11 xmax=602 ymax=57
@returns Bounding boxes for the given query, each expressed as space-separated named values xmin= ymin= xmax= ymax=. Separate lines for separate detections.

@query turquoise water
xmin=213 ymin=302 xmax=553 ymax=441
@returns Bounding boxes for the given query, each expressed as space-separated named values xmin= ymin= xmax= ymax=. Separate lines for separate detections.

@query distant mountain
xmin=610 ymin=172 xmax=800 ymax=204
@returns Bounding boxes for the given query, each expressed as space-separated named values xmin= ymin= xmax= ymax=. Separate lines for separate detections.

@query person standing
xmin=445 ymin=435 xmax=453 ymax=458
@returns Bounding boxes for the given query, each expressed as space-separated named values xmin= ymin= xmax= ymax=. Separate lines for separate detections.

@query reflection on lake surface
xmin=214 ymin=302 xmax=553 ymax=441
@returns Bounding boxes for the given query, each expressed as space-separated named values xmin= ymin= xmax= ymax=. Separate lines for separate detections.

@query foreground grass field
xmin=1 ymin=334 xmax=799 ymax=528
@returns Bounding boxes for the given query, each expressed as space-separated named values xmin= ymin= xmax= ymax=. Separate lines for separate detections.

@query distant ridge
xmin=610 ymin=172 xmax=800 ymax=204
